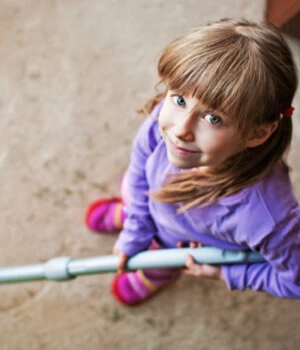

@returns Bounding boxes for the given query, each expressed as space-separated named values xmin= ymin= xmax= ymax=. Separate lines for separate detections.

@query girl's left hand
xmin=177 ymin=241 xmax=224 ymax=281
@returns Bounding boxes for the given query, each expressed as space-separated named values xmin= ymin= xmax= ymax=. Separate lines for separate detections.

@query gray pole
xmin=0 ymin=247 xmax=265 ymax=284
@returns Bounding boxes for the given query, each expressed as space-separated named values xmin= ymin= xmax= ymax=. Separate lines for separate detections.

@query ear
xmin=245 ymin=121 xmax=278 ymax=148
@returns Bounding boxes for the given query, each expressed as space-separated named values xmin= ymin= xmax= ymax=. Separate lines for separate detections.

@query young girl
xmin=86 ymin=18 xmax=299 ymax=305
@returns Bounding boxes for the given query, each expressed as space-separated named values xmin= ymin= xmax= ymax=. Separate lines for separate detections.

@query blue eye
xmin=172 ymin=95 xmax=186 ymax=107
xmin=204 ymin=113 xmax=221 ymax=125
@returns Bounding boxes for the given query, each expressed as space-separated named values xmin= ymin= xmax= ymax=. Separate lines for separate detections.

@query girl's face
xmin=159 ymin=91 xmax=246 ymax=170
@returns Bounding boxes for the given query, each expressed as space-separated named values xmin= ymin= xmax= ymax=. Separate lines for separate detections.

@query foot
xmin=85 ymin=197 xmax=125 ymax=233
xmin=111 ymin=270 xmax=172 ymax=306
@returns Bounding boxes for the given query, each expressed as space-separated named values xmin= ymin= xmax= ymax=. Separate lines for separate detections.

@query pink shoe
xmin=85 ymin=197 xmax=125 ymax=233
xmin=111 ymin=270 xmax=172 ymax=306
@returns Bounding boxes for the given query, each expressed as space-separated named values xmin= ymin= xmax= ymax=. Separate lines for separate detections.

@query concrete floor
xmin=0 ymin=1 xmax=299 ymax=349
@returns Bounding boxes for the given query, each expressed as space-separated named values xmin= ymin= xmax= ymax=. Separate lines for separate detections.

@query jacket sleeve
xmin=221 ymin=210 xmax=300 ymax=298
xmin=115 ymin=105 xmax=162 ymax=256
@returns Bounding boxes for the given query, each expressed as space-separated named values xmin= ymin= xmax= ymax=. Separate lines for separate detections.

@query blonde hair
xmin=139 ymin=19 xmax=298 ymax=210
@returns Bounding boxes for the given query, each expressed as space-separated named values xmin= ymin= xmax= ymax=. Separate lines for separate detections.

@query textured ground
xmin=0 ymin=1 xmax=300 ymax=349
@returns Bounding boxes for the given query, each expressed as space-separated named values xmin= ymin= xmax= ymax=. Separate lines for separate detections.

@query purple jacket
xmin=116 ymin=102 xmax=300 ymax=298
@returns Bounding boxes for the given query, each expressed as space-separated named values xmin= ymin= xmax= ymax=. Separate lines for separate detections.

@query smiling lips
xmin=168 ymin=136 xmax=201 ymax=156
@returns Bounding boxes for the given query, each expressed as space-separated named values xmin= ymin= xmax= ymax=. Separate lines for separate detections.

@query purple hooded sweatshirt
xmin=115 ymin=102 xmax=300 ymax=298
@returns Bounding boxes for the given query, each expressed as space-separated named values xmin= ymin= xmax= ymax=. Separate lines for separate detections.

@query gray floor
xmin=0 ymin=1 xmax=299 ymax=349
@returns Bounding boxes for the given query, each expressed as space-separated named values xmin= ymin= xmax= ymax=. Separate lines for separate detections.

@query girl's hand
xmin=177 ymin=241 xmax=224 ymax=281
xmin=184 ymin=254 xmax=224 ymax=280
xmin=113 ymin=245 xmax=129 ymax=273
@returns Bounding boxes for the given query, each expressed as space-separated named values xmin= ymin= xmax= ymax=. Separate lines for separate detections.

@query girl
xmin=86 ymin=18 xmax=299 ymax=305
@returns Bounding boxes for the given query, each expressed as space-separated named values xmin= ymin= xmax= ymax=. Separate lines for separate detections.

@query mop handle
xmin=0 ymin=247 xmax=265 ymax=284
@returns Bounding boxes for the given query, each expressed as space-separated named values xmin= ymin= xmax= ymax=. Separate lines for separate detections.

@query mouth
xmin=168 ymin=136 xmax=201 ymax=156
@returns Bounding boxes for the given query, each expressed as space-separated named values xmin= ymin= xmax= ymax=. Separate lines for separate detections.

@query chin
xmin=169 ymin=158 xmax=199 ymax=170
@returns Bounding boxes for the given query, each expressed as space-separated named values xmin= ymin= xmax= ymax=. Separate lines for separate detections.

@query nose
xmin=173 ymin=112 xmax=197 ymax=142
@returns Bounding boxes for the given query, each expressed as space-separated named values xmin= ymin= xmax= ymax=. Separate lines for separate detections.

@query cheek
xmin=199 ymin=130 xmax=237 ymax=153
xmin=158 ymin=117 xmax=166 ymax=135
xmin=158 ymin=107 xmax=172 ymax=130
xmin=215 ymin=134 xmax=244 ymax=156
xmin=196 ymin=127 xmax=221 ymax=149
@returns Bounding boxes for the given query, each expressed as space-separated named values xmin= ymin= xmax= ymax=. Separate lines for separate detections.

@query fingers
xmin=113 ymin=245 xmax=129 ymax=273
xmin=176 ymin=241 xmax=202 ymax=248
xmin=176 ymin=241 xmax=185 ymax=248
xmin=116 ymin=252 xmax=129 ymax=273
xmin=184 ymin=254 xmax=223 ymax=280
xmin=184 ymin=254 xmax=202 ymax=276
xmin=189 ymin=241 xmax=202 ymax=248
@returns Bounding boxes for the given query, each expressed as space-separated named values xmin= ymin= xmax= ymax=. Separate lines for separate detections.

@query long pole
xmin=0 ymin=247 xmax=265 ymax=284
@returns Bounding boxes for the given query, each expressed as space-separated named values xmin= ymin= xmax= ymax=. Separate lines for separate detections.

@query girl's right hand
xmin=113 ymin=245 xmax=130 ymax=273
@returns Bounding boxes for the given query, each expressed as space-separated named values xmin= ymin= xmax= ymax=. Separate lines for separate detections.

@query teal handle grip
xmin=125 ymin=247 xmax=264 ymax=270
